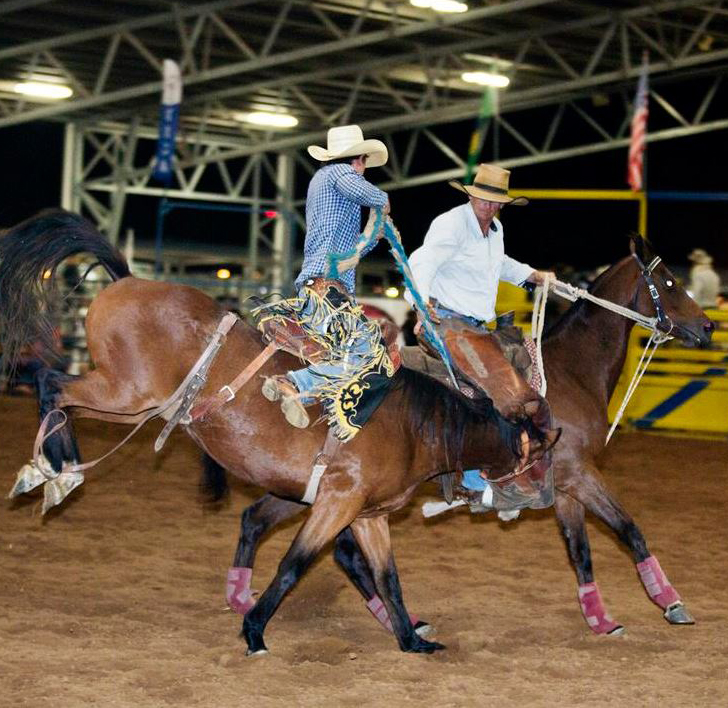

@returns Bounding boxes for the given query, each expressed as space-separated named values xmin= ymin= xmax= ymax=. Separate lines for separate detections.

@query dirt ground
xmin=1 ymin=394 xmax=727 ymax=708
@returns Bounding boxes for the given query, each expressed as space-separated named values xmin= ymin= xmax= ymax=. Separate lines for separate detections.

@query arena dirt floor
xmin=1 ymin=394 xmax=727 ymax=708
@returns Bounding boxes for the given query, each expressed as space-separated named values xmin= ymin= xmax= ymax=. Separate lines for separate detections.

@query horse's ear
xmin=629 ymin=232 xmax=647 ymax=262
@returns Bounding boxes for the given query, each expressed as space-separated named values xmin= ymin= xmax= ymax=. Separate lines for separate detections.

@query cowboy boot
xmin=261 ymin=375 xmax=310 ymax=429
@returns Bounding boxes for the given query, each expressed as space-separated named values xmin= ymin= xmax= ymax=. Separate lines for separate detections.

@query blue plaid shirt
xmin=296 ymin=163 xmax=388 ymax=293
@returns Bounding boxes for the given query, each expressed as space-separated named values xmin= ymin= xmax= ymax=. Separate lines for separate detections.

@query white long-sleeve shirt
xmin=405 ymin=203 xmax=533 ymax=322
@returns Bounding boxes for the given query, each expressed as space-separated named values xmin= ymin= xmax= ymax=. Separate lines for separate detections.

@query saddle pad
xmin=401 ymin=333 xmax=540 ymax=396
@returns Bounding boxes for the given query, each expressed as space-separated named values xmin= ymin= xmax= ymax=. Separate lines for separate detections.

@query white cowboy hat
xmin=448 ymin=163 xmax=528 ymax=205
xmin=688 ymin=248 xmax=713 ymax=265
xmin=307 ymin=125 xmax=388 ymax=168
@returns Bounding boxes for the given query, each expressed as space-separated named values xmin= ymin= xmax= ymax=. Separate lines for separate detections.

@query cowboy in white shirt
xmin=407 ymin=163 xmax=553 ymax=424
xmin=407 ymin=164 xmax=558 ymax=509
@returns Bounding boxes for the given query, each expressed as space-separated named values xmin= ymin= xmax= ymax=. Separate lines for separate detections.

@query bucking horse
xmin=1 ymin=209 xmax=553 ymax=655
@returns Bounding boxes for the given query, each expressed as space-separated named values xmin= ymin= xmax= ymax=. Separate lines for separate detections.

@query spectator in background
xmin=688 ymin=248 xmax=720 ymax=309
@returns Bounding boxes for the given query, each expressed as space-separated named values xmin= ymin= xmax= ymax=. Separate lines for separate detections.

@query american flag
xmin=627 ymin=55 xmax=649 ymax=191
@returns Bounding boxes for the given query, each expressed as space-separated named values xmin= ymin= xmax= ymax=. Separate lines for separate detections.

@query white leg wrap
xmin=42 ymin=469 xmax=84 ymax=514
xmin=7 ymin=455 xmax=57 ymax=499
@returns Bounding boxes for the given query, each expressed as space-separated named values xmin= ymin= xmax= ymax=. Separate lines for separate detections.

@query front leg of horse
xmin=241 ymin=489 xmax=365 ymax=655
xmin=227 ymin=494 xmax=304 ymax=615
xmin=350 ymin=516 xmax=444 ymax=654
xmin=334 ymin=527 xmax=433 ymax=637
xmin=565 ymin=465 xmax=694 ymax=627
xmin=555 ymin=491 xmax=625 ymax=636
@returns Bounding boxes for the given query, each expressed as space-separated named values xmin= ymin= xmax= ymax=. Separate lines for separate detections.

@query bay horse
xmin=0 ymin=209 xmax=544 ymax=655
xmin=216 ymin=234 xmax=714 ymax=636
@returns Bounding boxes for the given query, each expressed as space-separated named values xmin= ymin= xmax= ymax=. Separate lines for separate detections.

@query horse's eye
xmin=665 ymin=279 xmax=674 ymax=288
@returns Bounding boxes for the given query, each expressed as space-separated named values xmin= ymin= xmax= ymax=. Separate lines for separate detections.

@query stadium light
xmin=13 ymin=82 xmax=73 ymax=99
xmin=235 ymin=111 xmax=298 ymax=128
xmin=461 ymin=71 xmax=510 ymax=88
xmin=410 ymin=0 xmax=468 ymax=12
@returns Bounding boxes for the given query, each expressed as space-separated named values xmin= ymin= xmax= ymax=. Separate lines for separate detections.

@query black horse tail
xmin=199 ymin=453 xmax=229 ymax=504
xmin=0 ymin=208 xmax=130 ymax=372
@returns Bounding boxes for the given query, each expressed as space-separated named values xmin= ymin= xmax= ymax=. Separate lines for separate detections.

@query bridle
xmin=532 ymin=252 xmax=681 ymax=444
xmin=631 ymin=252 xmax=674 ymax=339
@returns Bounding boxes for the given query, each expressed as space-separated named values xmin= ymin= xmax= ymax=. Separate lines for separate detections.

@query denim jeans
xmin=287 ymin=288 xmax=386 ymax=404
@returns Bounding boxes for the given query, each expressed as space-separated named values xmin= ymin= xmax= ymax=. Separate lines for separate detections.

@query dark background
xmin=0 ymin=119 xmax=726 ymax=274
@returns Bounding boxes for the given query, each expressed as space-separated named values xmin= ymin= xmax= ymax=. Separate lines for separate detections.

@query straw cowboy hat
xmin=449 ymin=163 xmax=528 ymax=205
xmin=307 ymin=125 xmax=388 ymax=168
xmin=688 ymin=248 xmax=713 ymax=265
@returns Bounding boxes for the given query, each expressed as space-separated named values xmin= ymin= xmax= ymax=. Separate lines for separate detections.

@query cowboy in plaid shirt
xmin=296 ymin=162 xmax=388 ymax=293
xmin=261 ymin=125 xmax=396 ymax=438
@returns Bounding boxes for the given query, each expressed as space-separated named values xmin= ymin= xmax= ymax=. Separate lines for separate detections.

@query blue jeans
xmin=287 ymin=288 xmax=387 ymax=402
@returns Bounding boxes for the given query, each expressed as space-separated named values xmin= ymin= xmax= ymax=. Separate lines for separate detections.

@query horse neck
xmin=544 ymin=260 xmax=640 ymax=400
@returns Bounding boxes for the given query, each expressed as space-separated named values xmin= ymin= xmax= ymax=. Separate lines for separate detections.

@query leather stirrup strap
xmin=190 ymin=342 xmax=277 ymax=422
xmin=301 ymin=429 xmax=341 ymax=504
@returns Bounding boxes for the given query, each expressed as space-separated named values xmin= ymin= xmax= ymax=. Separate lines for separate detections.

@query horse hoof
xmin=245 ymin=648 xmax=269 ymax=657
xmin=405 ymin=637 xmax=446 ymax=654
xmin=664 ymin=602 xmax=695 ymax=625
xmin=414 ymin=621 xmax=434 ymax=638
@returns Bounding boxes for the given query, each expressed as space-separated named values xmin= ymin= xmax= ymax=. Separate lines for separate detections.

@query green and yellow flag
xmin=465 ymin=86 xmax=497 ymax=182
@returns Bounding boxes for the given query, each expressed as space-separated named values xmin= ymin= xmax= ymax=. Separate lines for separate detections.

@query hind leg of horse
xmin=241 ymin=487 xmax=365 ymax=655
xmin=333 ymin=527 xmax=433 ymax=637
xmin=8 ymin=367 xmax=83 ymax=499
xmin=350 ymin=516 xmax=444 ymax=653
xmin=36 ymin=367 xmax=82 ymax=471
xmin=562 ymin=465 xmax=693 ymax=626
xmin=227 ymin=494 xmax=304 ymax=614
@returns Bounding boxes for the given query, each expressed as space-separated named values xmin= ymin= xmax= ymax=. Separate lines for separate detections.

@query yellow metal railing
xmin=494 ymin=285 xmax=728 ymax=436
xmin=608 ymin=309 xmax=728 ymax=435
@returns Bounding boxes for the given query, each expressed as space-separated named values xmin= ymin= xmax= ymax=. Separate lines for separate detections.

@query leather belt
xmin=304 ymin=277 xmax=353 ymax=302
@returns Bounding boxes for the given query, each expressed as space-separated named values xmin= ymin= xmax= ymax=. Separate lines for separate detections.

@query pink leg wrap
xmin=578 ymin=582 xmax=622 ymax=634
xmin=637 ymin=555 xmax=681 ymax=609
xmin=365 ymin=595 xmax=420 ymax=633
xmin=226 ymin=567 xmax=256 ymax=615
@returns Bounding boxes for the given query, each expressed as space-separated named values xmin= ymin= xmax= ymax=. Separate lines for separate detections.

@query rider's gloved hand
xmin=527 ymin=270 xmax=556 ymax=286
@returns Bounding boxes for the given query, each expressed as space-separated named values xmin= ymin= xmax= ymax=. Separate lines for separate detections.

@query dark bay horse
xmin=0 ymin=209 xmax=543 ymax=655
xmin=219 ymin=235 xmax=714 ymax=636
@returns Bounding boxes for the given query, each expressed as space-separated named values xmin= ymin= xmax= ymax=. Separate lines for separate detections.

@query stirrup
xmin=261 ymin=376 xmax=310 ymax=429
xmin=281 ymin=396 xmax=310 ymax=429
xmin=261 ymin=375 xmax=295 ymax=402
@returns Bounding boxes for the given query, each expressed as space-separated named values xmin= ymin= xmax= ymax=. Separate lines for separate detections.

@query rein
xmin=530 ymin=256 xmax=674 ymax=444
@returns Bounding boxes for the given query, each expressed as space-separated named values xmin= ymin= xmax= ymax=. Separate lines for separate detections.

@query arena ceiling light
xmin=410 ymin=0 xmax=469 ymax=12
xmin=234 ymin=111 xmax=298 ymax=128
xmin=12 ymin=81 xmax=73 ymax=99
xmin=461 ymin=71 xmax=510 ymax=88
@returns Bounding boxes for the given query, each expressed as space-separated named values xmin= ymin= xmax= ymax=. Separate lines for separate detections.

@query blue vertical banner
xmin=152 ymin=59 xmax=182 ymax=184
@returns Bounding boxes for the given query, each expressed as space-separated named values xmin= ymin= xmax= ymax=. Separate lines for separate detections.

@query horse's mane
xmin=391 ymin=366 xmax=522 ymax=468
xmin=544 ymin=257 xmax=632 ymax=340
